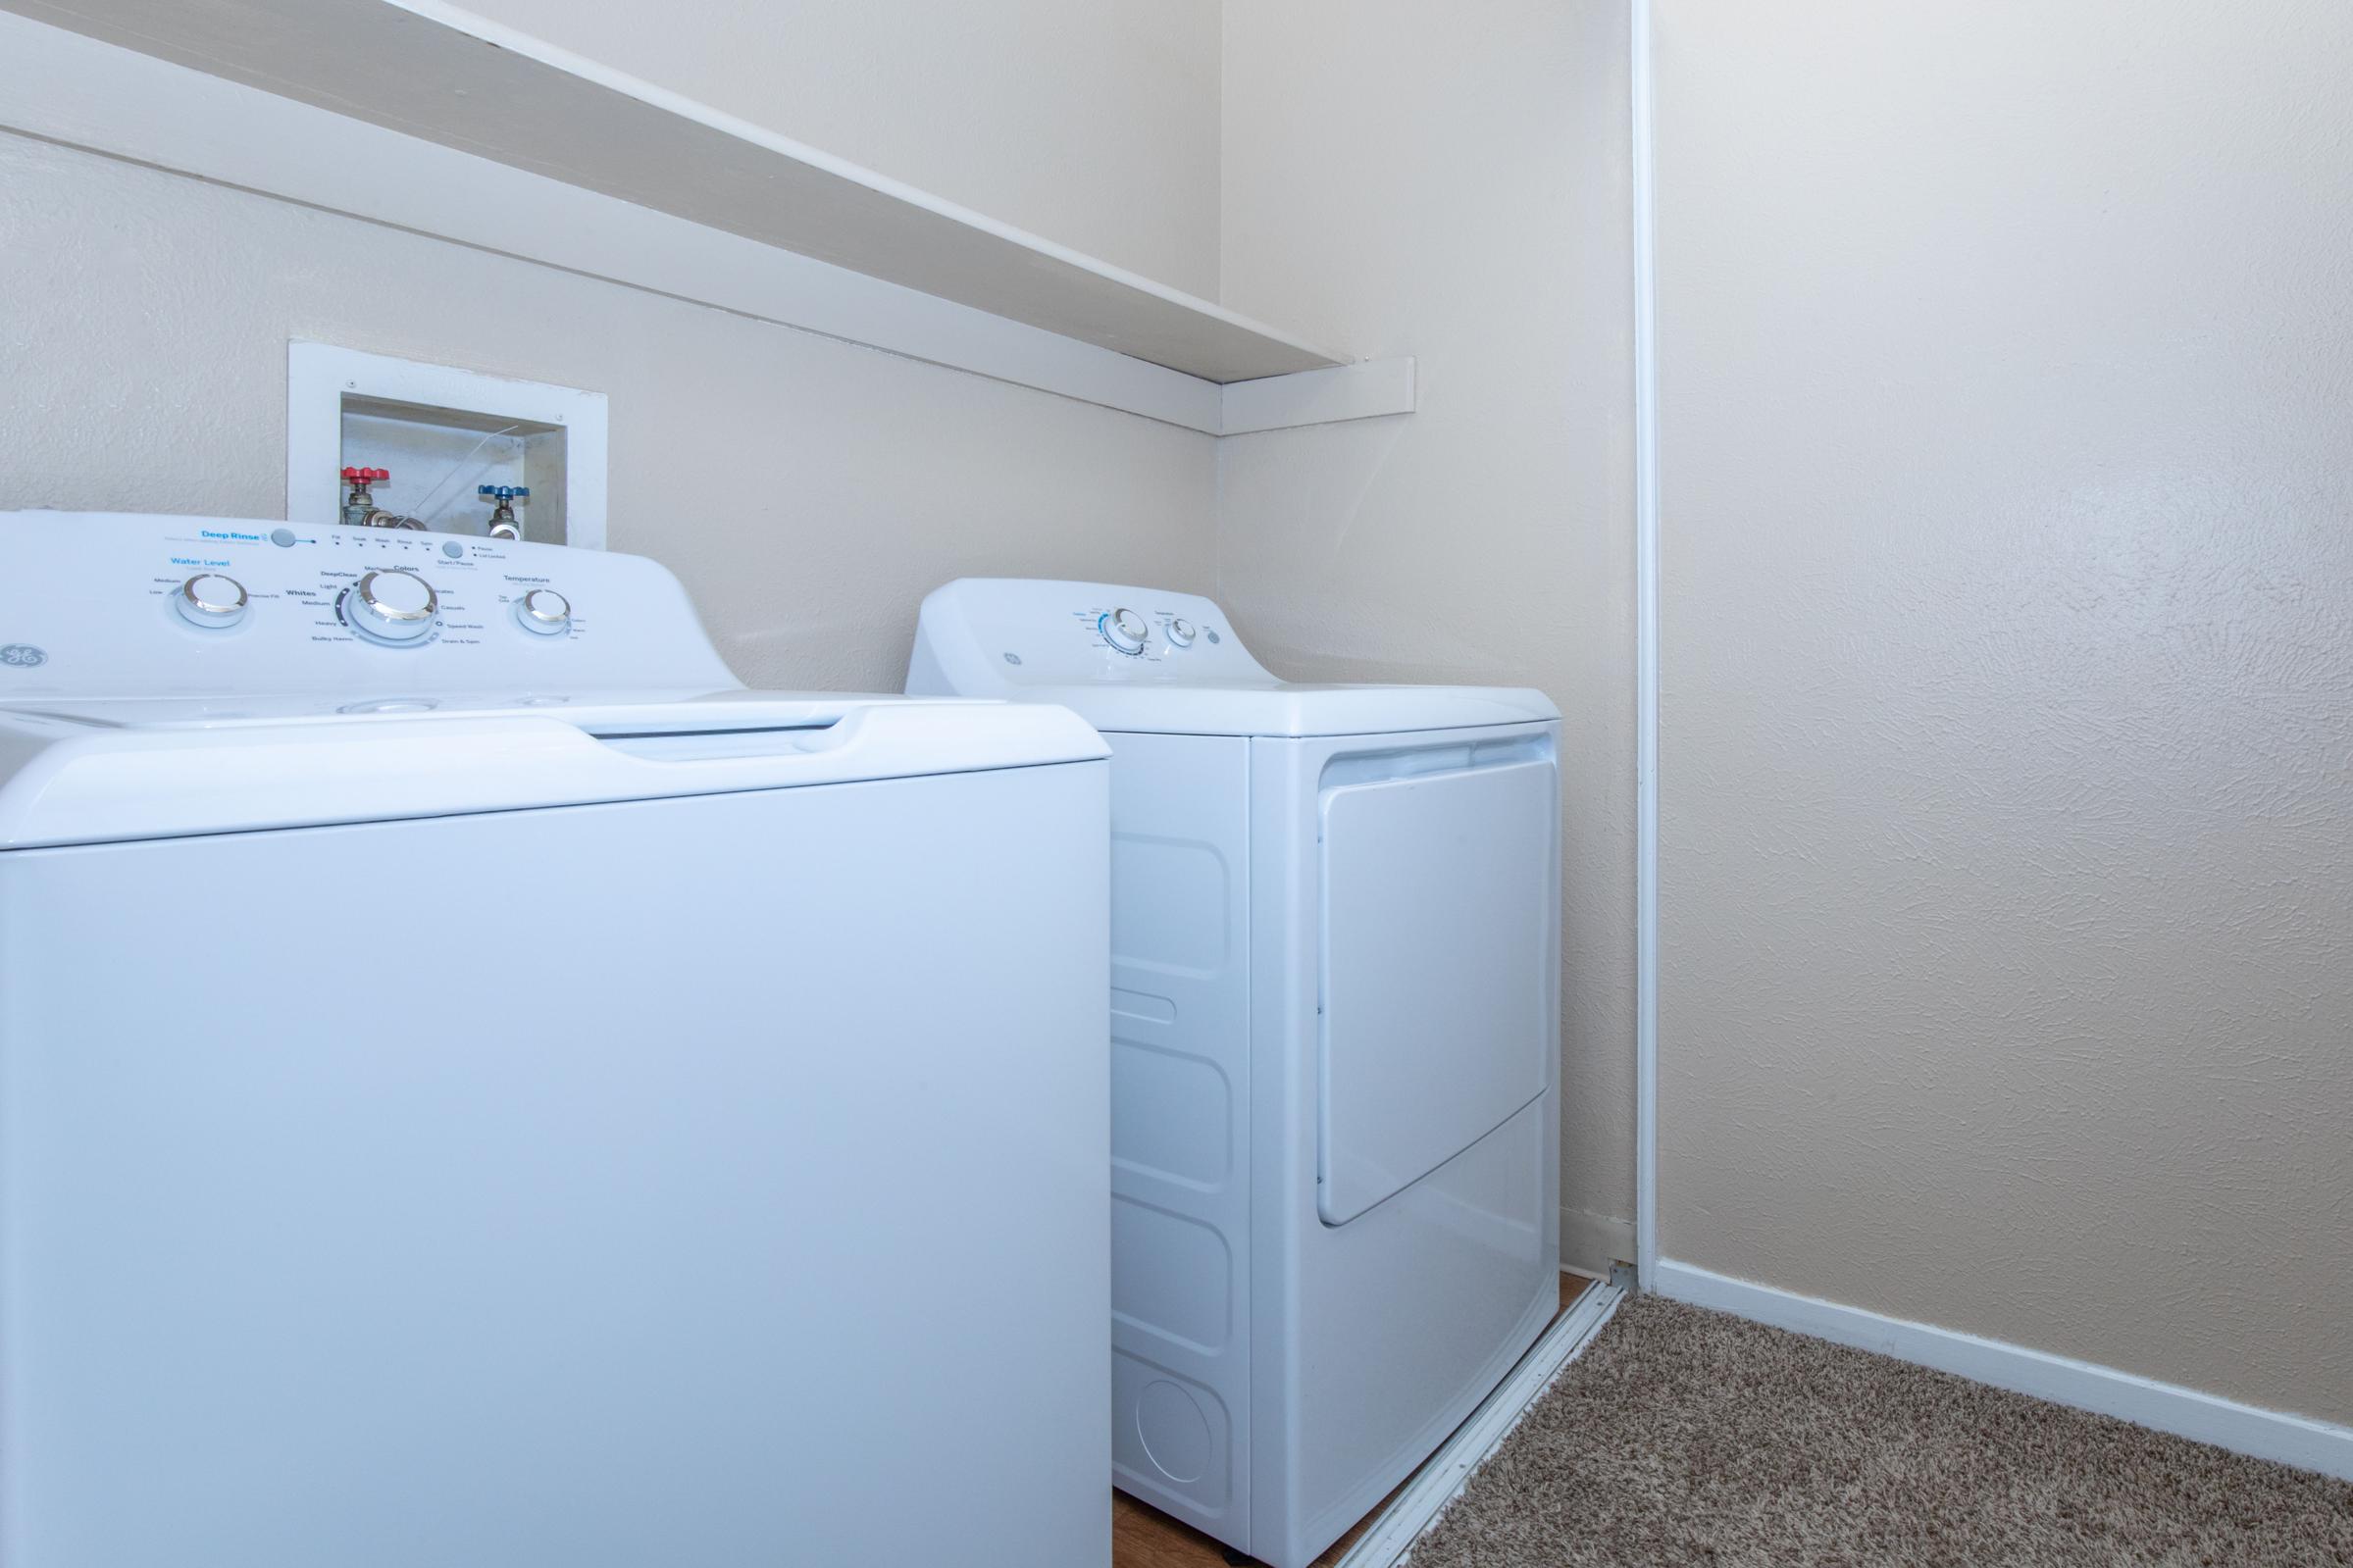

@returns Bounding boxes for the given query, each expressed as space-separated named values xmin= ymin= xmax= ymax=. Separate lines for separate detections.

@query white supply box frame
xmin=286 ymin=342 xmax=608 ymax=548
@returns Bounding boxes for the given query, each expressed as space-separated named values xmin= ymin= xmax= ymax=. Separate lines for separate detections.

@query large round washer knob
xmin=1100 ymin=606 xmax=1150 ymax=655
xmin=176 ymin=573 xmax=249 ymax=630
xmin=1166 ymin=617 xmax=1197 ymax=648
xmin=515 ymin=588 xmax=571 ymax=636
xmin=346 ymin=568 xmax=438 ymax=644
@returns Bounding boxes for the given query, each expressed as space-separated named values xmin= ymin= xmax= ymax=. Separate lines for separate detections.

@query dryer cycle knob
xmin=347 ymin=568 xmax=438 ymax=643
xmin=515 ymin=588 xmax=571 ymax=635
xmin=1100 ymin=607 xmax=1149 ymax=655
xmin=176 ymin=573 xmax=248 ymax=630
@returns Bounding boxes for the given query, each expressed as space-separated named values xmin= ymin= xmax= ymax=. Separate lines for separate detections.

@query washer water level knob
xmin=346 ymin=568 xmax=438 ymax=644
xmin=1100 ymin=607 xmax=1150 ymax=655
xmin=177 ymin=573 xmax=249 ymax=630
xmin=1166 ymin=617 xmax=1197 ymax=648
xmin=515 ymin=588 xmax=571 ymax=635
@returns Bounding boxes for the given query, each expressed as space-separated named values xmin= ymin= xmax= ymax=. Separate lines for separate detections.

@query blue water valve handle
xmin=477 ymin=484 xmax=531 ymax=501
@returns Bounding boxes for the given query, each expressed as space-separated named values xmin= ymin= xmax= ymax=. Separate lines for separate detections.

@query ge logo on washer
xmin=0 ymin=644 xmax=47 ymax=669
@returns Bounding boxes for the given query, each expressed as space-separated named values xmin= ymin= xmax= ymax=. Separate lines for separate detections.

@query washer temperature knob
xmin=515 ymin=588 xmax=571 ymax=636
xmin=346 ymin=569 xmax=438 ymax=644
xmin=1166 ymin=617 xmax=1197 ymax=648
xmin=176 ymin=573 xmax=248 ymax=630
xmin=1100 ymin=607 xmax=1149 ymax=655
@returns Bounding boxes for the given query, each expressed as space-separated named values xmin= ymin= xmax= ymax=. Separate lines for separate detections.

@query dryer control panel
xmin=907 ymin=578 xmax=1279 ymax=698
xmin=0 ymin=512 xmax=737 ymax=701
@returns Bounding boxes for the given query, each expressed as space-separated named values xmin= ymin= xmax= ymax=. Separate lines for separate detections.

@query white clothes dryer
xmin=909 ymin=579 xmax=1562 ymax=1568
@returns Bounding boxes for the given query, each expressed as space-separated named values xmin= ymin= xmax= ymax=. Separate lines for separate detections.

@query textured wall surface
xmin=0 ymin=136 xmax=1215 ymax=691
xmin=1219 ymin=0 xmax=1638 ymax=1272
xmin=1656 ymin=0 xmax=2353 ymax=1421
xmin=460 ymin=0 xmax=1223 ymax=298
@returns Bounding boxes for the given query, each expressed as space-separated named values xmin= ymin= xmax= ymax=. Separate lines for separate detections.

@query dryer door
xmin=1315 ymin=751 xmax=1556 ymax=1225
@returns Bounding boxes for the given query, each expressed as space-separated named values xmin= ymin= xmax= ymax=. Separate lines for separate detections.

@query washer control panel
xmin=0 ymin=512 xmax=737 ymax=700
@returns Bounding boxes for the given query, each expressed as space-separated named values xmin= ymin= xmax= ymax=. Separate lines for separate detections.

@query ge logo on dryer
xmin=0 ymin=644 xmax=47 ymax=669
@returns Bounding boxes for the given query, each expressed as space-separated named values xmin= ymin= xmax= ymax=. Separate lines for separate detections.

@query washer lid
xmin=0 ymin=693 xmax=1105 ymax=849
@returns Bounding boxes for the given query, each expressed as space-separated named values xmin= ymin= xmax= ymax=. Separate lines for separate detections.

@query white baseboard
xmin=1655 ymin=1259 xmax=2353 ymax=1483
xmin=1560 ymin=1208 xmax=1635 ymax=1279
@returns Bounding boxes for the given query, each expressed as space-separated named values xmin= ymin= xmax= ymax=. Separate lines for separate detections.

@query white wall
xmin=1657 ymin=0 xmax=2353 ymax=1425
xmin=460 ymin=0 xmax=1224 ymax=298
xmin=1218 ymin=0 xmax=1638 ymax=1273
xmin=0 ymin=134 xmax=1215 ymax=691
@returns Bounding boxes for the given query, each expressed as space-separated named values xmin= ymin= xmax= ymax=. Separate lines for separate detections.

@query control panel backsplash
xmin=0 ymin=513 xmax=737 ymax=700
xmin=913 ymin=578 xmax=1278 ymax=693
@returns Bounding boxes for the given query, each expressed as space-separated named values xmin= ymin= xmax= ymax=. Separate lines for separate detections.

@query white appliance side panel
xmin=1249 ymin=725 xmax=1561 ymax=1568
xmin=0 ymin=764 xmax=1109 ymax=1568
xmin=1316 ymin=758 xmax=1557 ymax=1225
xmin=1104 ymin=732 xmax=1252 ymax=1541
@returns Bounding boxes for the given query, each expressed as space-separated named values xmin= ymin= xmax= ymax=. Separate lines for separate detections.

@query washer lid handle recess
xmin=0 ymin=700 xmax=1106 ymax=850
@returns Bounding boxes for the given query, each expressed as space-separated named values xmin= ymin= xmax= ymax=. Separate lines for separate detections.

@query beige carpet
xmin=1408 ymin=1294 xmax=2353 ymax=1567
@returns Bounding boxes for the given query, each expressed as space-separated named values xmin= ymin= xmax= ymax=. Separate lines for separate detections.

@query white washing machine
xmin=909 ymin=580 xmax=1561 ymax=1568
xmin=0 ymin=514 xmax=1113 ymax=1568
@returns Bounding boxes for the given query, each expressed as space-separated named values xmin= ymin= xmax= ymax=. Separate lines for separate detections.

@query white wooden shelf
xmin=2 ymin=0 xmax=1355 ymax=388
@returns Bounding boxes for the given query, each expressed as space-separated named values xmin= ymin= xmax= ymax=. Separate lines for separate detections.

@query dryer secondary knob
xmin=176 ymin=573 xmax=248 ymax=629
xmin=515 ymin=588 xmax=571 ymax=635
xmin=1166 ymin=617 xmax=1197 ymax=648
xmin=347 ymin=569 xmax=438 ymax=644
xmin=1101 ymin=607 xmax=1149 ymax=655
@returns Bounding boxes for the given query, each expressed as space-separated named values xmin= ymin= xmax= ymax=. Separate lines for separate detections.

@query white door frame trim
xmin=1630 ymin=0 xmax=1662 ymax=1287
